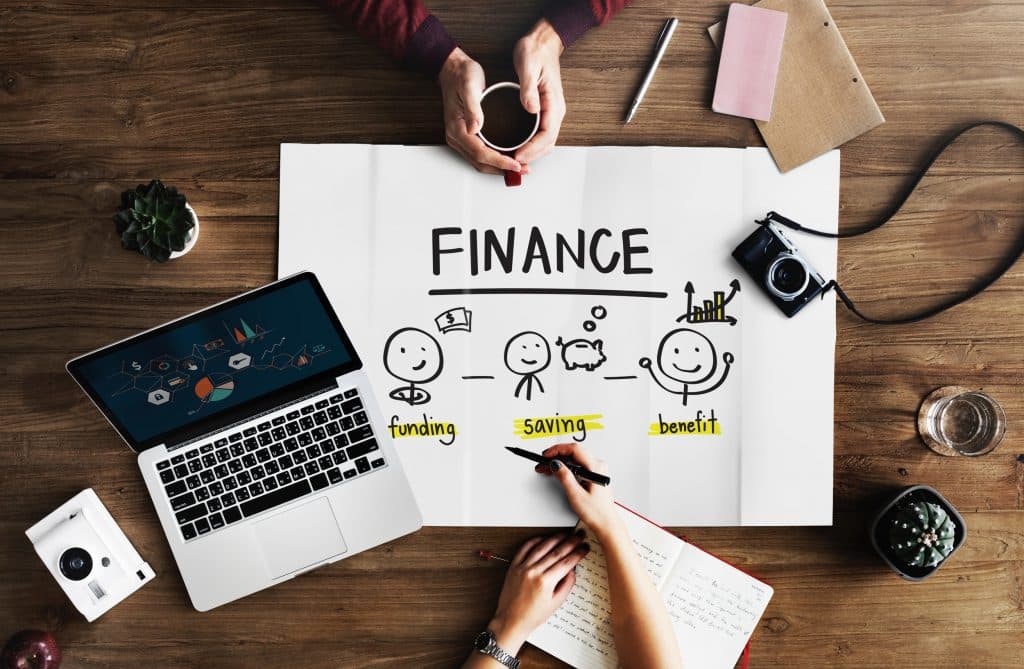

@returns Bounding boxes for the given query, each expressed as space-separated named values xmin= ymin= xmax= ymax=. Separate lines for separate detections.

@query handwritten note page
xmin=663 ymin=544 xmax=773 ymax=669
xmin=527 ymin=508 xmax=685 ymax=669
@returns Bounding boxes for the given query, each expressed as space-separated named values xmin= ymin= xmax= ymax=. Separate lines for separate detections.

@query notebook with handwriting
xmin=528 ymin=505 xmax=773 ymax=669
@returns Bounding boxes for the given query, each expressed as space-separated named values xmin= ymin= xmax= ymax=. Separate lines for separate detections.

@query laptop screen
xmin=68 ymin=273 xmax=361 ymax=452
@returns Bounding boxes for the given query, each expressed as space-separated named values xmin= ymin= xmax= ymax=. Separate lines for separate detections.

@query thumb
xmin=518 ymin=66 xmax=541 ymax=115
xmin=550 ymin=460 xmax=584 ymax=502
xmin=463 ymin=84 xmax=485 ymax=135
xmin=553 ymin=569 xmax=577 ymax=602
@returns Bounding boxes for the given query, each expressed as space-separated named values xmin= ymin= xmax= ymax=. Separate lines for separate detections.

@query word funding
xmin=431 ymin=226 xmax=654 ymax=276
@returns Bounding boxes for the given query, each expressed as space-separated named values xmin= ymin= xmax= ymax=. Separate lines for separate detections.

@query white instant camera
xmin=26 ymin=488 xmax=155 ymax=622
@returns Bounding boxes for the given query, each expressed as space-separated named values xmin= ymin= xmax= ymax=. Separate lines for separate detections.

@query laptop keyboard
xmin=155 ymin=387 xmax=387 ymax=542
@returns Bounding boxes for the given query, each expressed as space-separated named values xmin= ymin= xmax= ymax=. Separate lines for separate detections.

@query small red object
xmin=503 ymin=170 xmax=522 ymax=187
xmin=477 ymin=549 xmax=510 ymax=563
xmin=1 ymin=630 xmax=62 ymax=669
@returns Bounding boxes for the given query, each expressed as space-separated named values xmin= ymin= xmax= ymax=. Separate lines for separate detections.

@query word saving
xmin=432 ymin=227 xmax=653 ymax=276
xmin=516 ymin=414 xmax=595 ymax=442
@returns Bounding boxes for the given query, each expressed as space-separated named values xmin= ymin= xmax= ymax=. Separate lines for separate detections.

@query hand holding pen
xmin=523 ymin=443 xmax=625 ymax=541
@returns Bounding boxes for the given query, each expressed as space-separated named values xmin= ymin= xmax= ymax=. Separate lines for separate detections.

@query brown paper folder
xmin=708 ymin=0 xmax=884 ymax=172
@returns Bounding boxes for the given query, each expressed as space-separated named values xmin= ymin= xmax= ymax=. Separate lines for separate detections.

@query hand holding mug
xmin=512 ymin=19 xmax=566 ymax=165
xmin=439 ymin=48 xmax=524 ymax=176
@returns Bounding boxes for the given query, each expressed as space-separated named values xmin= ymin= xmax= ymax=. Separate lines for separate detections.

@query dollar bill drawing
xmin=435 ymin=306 xmax=472 ymax=334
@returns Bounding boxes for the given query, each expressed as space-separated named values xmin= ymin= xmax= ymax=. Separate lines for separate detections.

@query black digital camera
xmin=732 ymin=220 xmax=827 ymax=318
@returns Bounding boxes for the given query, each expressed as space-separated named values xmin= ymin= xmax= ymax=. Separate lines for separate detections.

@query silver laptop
xmin=67 ymin=272 xmax=422 ymax=611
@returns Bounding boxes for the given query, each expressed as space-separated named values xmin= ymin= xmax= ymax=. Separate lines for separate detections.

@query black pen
xmin=505 ymin=446 xmax=611 ymax=487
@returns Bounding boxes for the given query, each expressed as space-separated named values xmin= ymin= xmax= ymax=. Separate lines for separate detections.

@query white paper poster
xmin=279 ymin=145 xmax=838 ymax=526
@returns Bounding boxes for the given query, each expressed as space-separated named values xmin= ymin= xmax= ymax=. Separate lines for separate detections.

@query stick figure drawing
xmin=504 ymin=331 xmax=551 ymax=401
xmin=639 ymin=328 xmax=734 ymax=406
xmin=383 ymin=327 xmax=444 ymax=405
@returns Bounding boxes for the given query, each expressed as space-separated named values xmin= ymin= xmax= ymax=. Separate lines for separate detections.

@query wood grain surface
xmin=1 ymin=1 xmax=1022 ymax=667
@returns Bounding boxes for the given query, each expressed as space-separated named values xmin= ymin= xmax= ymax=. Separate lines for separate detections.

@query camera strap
xmin=760 ymin=120 xmax=1024 ymax=324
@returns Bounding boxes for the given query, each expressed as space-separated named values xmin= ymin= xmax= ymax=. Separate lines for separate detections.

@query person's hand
xmin=487 ymin=531 xmax=590 ymax=653
xmin=439 ymin=47 xmax=523 ymax=176
xmin=536 ymin=443 xmax=624 ymax=540
xmin=512 ymin=19 xmax=566 ymax=165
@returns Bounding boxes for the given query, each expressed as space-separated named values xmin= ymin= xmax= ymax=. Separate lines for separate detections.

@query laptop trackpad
xmin=254 ymin=497 xmax=347 ymax=578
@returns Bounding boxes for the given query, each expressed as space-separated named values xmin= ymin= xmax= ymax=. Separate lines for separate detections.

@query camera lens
xmin=766 ymin=254 xmax=810 ymax=301
xmin=59 ymin=547 xmax=93 ymax=581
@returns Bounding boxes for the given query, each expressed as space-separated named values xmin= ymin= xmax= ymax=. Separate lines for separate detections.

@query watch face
xmin=474 ymin=631 xmax=493 ymax=651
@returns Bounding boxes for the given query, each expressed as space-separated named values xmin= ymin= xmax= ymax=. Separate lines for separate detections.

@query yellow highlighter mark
xmin=649 ymin=410 xmax=722 ymax=436
xmin=513 ymin=414 xmax=604 ymax=442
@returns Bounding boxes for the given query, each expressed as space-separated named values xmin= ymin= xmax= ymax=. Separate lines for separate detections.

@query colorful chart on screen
xmin=74 ymin=278 xmax=353 ymax=445
xmin=194 ymin=374 xmax=235 ymax=402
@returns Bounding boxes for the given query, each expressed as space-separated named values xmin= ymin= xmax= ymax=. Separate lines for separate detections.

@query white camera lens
xmin=59 ymin=547 xmax=93 ymax=581
xmin=766 ymin=253 xmax=810 ymax=301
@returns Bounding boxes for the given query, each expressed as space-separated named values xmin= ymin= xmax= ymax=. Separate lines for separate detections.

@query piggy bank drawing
xmin=555 ymin=337 xmax=607 ymax=372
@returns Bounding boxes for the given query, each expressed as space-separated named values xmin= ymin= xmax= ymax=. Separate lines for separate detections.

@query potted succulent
xmin=114 ymin=179 xmax=198 ymax=262
xmin=869 ymin=484 xmax=966 ymax=581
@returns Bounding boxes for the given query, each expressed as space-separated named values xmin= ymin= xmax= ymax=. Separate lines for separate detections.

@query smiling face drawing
xmin=384 ymin=327 xmax=443 ymax=384
xmin=656 ymin=328 xmax=717 ymax=384
xmin=504 ymin=331 xmax=551 ymax=375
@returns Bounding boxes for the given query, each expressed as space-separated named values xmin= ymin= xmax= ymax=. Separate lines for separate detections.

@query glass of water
xmin=918 ymin=386 xmax=1006 ymax=456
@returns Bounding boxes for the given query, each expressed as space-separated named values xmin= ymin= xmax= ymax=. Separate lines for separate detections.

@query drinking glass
xmin=917 ymin=386 xmax=1006 ymax=456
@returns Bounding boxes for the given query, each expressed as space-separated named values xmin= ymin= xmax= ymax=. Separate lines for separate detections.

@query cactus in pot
xmin=886 ymin=499 xmax=957 ymax=568
xmin=114 ymin=180 xmax=198 ymax=262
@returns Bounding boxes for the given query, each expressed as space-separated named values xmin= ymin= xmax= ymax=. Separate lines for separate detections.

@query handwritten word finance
xmin=432 ymin=227 xmax=653 ymax=276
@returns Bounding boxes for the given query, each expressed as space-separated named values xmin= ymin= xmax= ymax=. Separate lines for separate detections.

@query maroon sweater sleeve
xmin=543 ymin=0 xmax=632 ymax=48
xmin=318 ymin=0 xmax=457 ymax=78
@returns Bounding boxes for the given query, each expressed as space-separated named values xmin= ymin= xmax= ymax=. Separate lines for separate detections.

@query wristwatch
xmin=473 ymin=630 xmax=521 ymax=669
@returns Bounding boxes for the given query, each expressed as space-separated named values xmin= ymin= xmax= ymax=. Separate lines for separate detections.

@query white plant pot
xmin=169 ymin=203 xmax=200 ymax=260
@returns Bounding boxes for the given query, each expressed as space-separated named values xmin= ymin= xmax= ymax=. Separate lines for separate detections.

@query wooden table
xmin=2 ymin=1 xmax=1022 ymax=666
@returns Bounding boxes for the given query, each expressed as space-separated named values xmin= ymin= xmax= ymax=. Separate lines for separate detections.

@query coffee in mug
xmin=478 ymin=82 xmax=540 ymax=152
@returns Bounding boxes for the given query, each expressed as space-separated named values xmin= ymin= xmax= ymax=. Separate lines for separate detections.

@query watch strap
xmin=475 ymin=630 xmax=520 ymax=669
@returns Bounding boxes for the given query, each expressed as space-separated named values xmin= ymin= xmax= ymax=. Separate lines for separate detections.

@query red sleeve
xmin=543 ymin=0 xmax=632 ymax=48
xmin=319 ymin=0 xmax=457 ymax=78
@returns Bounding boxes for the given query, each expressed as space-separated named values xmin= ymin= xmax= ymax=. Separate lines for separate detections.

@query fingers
xmin=550 ymin=459 xmax=587 ymax=503
xmin=552 ymin=568 xmax=577 ymax=602
xmin=532 ymin=530 xmax=586 ymax=572
xmin=542 ymin=443 xmax=607 ymax=474
xmin=512 ymin=536 xmax=545 ymax=565
xmin=513 ymin=129 xmax=556 ymax=166
xmin=445 ymin=131 xmax=521 ymax=175
xmin=528 ymin=528 xmax=577 ymax=565
xmin=524 ymin=532 xmax=565 ymax=565
xmin=546 ymin=542 xmax=589 ymax=583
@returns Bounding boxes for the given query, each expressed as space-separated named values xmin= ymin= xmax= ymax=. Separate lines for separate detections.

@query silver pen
xmin=624 ymin=18 xmax=678 ymax=124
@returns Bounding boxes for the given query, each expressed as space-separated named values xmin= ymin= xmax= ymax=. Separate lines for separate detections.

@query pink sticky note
xmin=712 ymin=3 xmax=788 ymax=122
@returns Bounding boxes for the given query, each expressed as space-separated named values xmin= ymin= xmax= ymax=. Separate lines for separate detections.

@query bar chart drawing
xmin=677 ymin=280 xmax=740 ymax=325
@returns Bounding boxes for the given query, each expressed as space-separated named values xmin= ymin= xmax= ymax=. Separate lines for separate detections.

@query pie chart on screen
xmin=194 ymin=373 xmax=235 ymax=402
